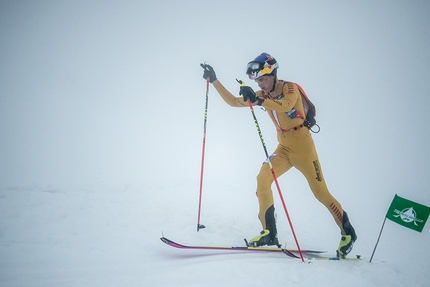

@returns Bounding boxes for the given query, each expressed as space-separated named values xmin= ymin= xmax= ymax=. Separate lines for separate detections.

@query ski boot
xmin=247 ymin=229 xmax=280 ymax=247
xmin=337 ymin=211 xmax=357 ymax=258
xmin=247 ymin=205 xmax=281 ymax=247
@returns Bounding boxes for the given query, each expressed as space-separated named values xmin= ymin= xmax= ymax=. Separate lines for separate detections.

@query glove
xmin=200 ymin=63 xmax=217 ymax=83
xmin=239 ymin=86 xmax=264 ymax=106
xmin=239 ymin=86 xmax=256 ymax=102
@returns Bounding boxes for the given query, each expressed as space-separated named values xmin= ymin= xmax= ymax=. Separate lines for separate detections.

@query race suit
xmin=212 ymin=79 xmax=347 ymax=235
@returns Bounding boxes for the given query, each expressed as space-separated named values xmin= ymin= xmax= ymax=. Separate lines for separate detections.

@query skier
xmin=201 ymin=53 xmax=357 ymax=257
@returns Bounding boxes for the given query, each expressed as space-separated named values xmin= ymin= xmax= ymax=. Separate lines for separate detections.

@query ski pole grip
xmin=201 ymin=63 xmax=211 ymax=82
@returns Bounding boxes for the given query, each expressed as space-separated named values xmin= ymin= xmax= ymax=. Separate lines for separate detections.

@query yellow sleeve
xmin=261 ymin=82 xmax=300 ymax=112
xmin=213 ymin=80 xmax=249 ymax=107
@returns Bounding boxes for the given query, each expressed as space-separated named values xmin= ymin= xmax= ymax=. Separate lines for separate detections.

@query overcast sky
xmin=1 ymin=1 xmax=429 ymax=206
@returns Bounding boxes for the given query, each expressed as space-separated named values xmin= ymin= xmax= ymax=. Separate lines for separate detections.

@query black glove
xmin=239 ymin=86 xmax=263 ymax=105
xmin=239 ymin=86 xmax=256 ymax=102
xmin=239 ymin=86 xmax=264 ymax=105
xmin=200 ymin=63 xmax=217 ymax=83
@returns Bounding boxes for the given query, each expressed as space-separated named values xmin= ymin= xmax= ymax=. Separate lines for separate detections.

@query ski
xmin=307 ymin=256 xmax=362 ymax=261
xmin=160 ymin=236 xmax=325 ymax=258
xmin=160 ymin=237 xmax=362 ymax=261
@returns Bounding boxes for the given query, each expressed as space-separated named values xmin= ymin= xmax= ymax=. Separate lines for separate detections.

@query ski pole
xmin=196 ymin=64 xmax=210 ymax=232
xmin=237 ymin=79 xmax=304 ymax=262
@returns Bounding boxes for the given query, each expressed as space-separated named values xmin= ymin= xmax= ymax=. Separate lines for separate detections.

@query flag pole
xmin=370 ymin=217 xmax=387 ymax=263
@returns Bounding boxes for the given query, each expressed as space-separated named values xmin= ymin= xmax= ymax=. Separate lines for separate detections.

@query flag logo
xmin=392 ymin=207 xmax=423 ymax=226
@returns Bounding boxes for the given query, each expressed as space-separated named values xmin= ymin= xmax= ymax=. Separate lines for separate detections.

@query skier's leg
xmin=250 ymin=147 xmax=292 ymax=246
xmin=291 ymin=130 xmax=357 ymax=256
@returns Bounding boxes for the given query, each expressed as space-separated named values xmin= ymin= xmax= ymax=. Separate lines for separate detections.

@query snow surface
xmin=1 ymin=180 xmax=429 ymax=287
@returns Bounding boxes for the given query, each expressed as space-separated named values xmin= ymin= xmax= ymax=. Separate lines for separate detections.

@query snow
xmin=1 ymin=180 xmax=429 ymax=287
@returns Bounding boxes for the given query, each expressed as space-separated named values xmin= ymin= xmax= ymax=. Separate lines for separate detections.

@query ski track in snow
xmin=0 ymin=183 xmax=429 ymax=287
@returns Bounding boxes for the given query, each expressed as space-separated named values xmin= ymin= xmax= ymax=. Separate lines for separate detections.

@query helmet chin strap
xmin=270 ymin=76 xmax=277 ymax=93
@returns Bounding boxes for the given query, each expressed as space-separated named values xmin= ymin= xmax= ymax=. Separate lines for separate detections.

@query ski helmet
xmin=246 ymin=53 xmax=279 ymax=80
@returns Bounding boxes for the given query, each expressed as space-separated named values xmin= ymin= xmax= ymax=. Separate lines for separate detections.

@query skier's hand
xmin=239 ymin=86 xmax=257 ymax=102
xmin=201 ymin=63 xmax=217 ymax=83
xmin=239 ymin=86 xmax=265 ymax=106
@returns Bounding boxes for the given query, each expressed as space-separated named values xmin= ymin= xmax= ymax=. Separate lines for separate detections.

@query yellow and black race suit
xmin=213 ymin=79 xmax=347 ymax=235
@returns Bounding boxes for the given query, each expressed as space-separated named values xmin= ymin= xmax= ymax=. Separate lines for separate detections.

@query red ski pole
xmin=237 ymin=79 xmax=304 ymax=262
xmin=197 ymin=65 xmax=210 ymax=231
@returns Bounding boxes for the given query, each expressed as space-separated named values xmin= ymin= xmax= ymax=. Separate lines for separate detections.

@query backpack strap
xmin=276 ymin=124 xmax=305 ymax=133
xmin=278 ymin=80 xmax=320 ymax=133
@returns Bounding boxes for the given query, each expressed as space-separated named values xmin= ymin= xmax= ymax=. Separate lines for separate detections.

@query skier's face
xmin=255 ymin=75 xmax=274 ymax=92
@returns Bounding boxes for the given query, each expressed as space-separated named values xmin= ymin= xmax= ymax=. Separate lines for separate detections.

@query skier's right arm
xmin=201 ymin=63 xmax=248 ymax=107
xmin=213 ymin=80 xmax=248 ymax=107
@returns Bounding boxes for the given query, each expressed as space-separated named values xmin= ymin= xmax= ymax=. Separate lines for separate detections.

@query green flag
xmin=386 ymin=194 xmax=430 ymax=232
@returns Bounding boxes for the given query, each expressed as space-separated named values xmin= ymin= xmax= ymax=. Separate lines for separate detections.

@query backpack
xmin=284 ymin=81 xmax=320 ymax=133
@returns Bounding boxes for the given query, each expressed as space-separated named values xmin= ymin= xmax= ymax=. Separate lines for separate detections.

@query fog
xmin=1 ymin=1 xmax=429 ymax=195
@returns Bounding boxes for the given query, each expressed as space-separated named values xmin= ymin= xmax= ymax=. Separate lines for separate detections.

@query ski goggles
xmin=246 ymin=61 xmax=277 ymax=80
